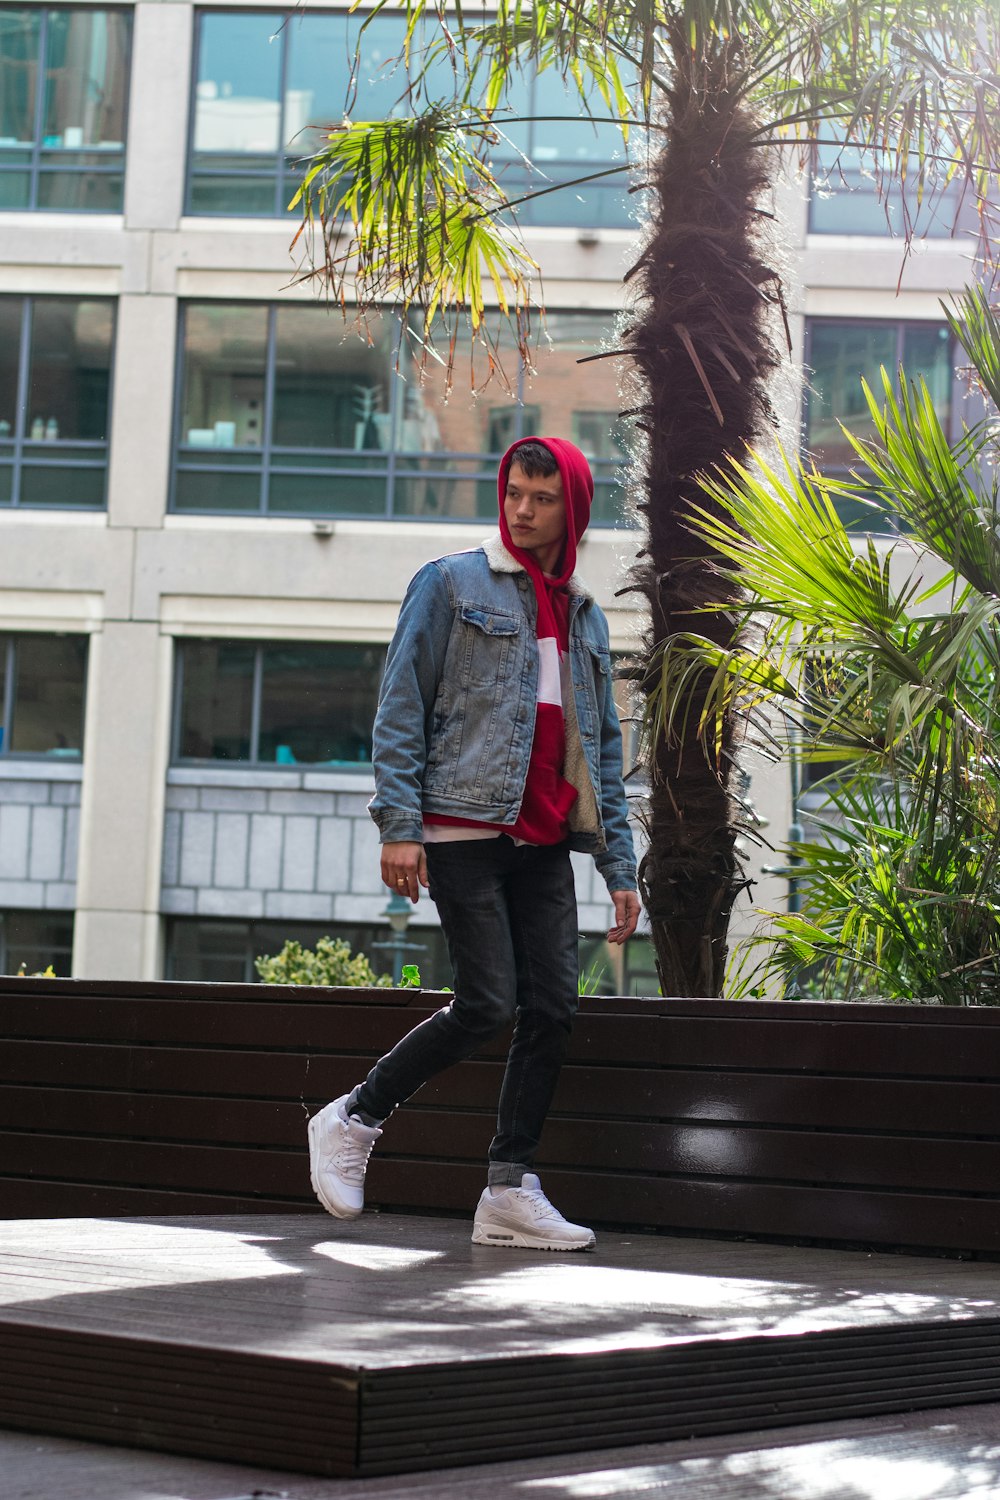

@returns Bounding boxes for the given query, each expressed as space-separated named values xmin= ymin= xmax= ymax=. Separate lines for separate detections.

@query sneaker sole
xmin=471 ymin=1222 xmax=595 ymax=1251
xmin=307 ymin=1112 xmax=363 ymax=1220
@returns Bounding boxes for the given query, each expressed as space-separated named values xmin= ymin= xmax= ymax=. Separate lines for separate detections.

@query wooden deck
xmin=3 ymin=1213 xmax=1000 ymax=1478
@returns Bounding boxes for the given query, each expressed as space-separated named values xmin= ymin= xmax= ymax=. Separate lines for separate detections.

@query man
xmin=308 ymin=436 xmax=640 ymax=1250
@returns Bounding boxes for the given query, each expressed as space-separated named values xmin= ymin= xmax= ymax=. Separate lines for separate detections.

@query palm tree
xmin=293 ymin=0 xmax=1000 ymax=997
xmin=650 ymin=285 xmax=1000 ymax=1003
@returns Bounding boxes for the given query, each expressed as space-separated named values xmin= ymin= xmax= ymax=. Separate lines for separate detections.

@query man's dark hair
xmin=509 ymin=441 xmax=558 ymax=478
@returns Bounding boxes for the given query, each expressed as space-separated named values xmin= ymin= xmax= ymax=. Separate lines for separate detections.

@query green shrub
xmin=255 ymin=936 xmax=393 ymax=988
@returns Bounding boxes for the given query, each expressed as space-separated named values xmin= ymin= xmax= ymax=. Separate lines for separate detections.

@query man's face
xmin=503 ymin=461 xmax=567 ymax=572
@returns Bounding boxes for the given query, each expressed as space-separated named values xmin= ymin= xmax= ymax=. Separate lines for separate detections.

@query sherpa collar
xmin=481 ymin=531 xmax=591 ymax=598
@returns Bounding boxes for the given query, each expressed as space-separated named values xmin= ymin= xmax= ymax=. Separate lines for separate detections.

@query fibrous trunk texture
xmin=624 ymin=32 xmax=781 ymax=997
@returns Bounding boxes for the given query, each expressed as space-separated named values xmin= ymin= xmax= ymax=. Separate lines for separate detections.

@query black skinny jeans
xmin=350 ymin=836 xmax=579 ymax=1185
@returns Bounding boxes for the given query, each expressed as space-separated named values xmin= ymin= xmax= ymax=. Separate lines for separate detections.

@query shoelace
xmin=515 ymin=1188 xmax=566 ymax=1223
xmin=333 ymin=1125 xmax=378 ymax=1184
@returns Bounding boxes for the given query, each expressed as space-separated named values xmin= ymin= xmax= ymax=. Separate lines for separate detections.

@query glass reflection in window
xmin=809 ymin=141 xmax=966 ymax=239
xmin=193 ymin=10 xmax=282 ymax=158
xmin=258 ymin=643 xmax=384 ymax=764
xmin=0 ymin=9 xmax=39 ymax=147
xmin=176 ymin=639 xmax=386 ymax=765
xmin=178 ymin=641 xmax=255 ymax=761
xmin=0 ymin=297 xmax=18 ymax=454
xmin=525 ymin=312 xmax=631 ymax=522
xmin=187 ymin=8 xmax=634 ymax=227
xmin=173 ymin=302 xmax=629 ymax=524
xmin=0 ymin=294 xmax=113 ymax=508
xmin=179 ymin=303 xmax=268 ymax=451
xmin=0 ymin=633 xmax=87 ymax=755
xmin=806 ymin=321 xmax=953 ymax=471
xmin=272 ymin=306 xmax=394 ymax=451
xmin=26 ymin=298 xmax=113 ymax=441
xmin=0 ymin=7 xmax=130 ymax=212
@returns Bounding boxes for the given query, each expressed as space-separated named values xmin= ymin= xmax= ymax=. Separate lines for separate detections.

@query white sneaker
xmin=308 ymin=1094 xmax=382 ymax=1219
xmin=472 ymin=1173 xmax=596 ymax=1251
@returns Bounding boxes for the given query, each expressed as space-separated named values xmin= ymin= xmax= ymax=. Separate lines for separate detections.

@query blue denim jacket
xmin=369 ymin=534 xmax=638 ymax=894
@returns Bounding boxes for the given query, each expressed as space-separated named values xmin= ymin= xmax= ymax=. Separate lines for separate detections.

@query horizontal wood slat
xmin=6 ymin=1072 xmax=1000 ymax=1148
xmin=0 ymin=1178 xmax=304 ymax=1217
xmin=3 ymin=977 xmax=1000 ymax=1253
xmin=5 ymin=973 xmax=998 ymax=1022
xmin=653 ymin=1018 xmax=1000 ymax=1077
xmin=6 ymin=1112 xmax=1000 ymax=1197
xmin=9 ymin=993 xmax=1000 ymax=1077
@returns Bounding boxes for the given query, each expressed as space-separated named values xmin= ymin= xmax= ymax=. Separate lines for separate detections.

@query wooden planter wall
xmin=2 ymin=976 xmax=1000 ymax=1256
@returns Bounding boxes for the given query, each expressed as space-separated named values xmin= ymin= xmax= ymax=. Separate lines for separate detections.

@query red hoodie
xmin=426 ymin=436 xmax=595 ymax=845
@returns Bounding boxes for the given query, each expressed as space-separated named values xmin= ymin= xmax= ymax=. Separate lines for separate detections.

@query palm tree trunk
xmin=624 ymin=28 xmax=781 ymax=997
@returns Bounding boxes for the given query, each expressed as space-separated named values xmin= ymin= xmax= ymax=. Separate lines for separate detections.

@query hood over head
xmin=497 ymin=435 xmax=594 ymax=586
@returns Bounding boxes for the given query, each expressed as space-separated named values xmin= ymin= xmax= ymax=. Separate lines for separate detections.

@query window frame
xmin=0 ymin=630 xmax=89 ymax=760
xmin=0 ymin=292 xmax=116 ymax=510
xmin=169 ymin=300 xmax=627 ymax=523
xmin=183 ymin=6 xmax=632 ymax=227
xmin=171 ymin=636 xmax=389 ymax=770
xmin=0 ymin=4 xmax=133 ymax=215
xmin=184 ymin=6 xmax=295 ymax=220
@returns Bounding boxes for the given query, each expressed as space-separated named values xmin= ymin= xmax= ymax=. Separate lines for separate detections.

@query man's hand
xmin=381 ymin=841 xmax=429 ymax=904
xmin=608 ymin=889 xmax=641 ymax=945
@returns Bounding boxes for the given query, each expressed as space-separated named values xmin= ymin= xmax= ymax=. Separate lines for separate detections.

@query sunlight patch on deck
xmin=523 ymin=1444 xmax=990 ymax=1498
xmin=0 ymin=1220 xmax=297 ymax=1307
xmin=312 ymin=1242 xmax=445 ymax=1271
xmin=440 ymin=1261 xmax=995 ymax=1338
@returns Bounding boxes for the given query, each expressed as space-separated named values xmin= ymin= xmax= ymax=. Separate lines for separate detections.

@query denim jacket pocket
xmin=456 ymin=603 xmax=522 ymax=688
xmin=587 ymin=638 xmax=612 ymax=681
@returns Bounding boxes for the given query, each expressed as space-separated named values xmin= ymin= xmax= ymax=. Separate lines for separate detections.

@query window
xmin=0 ymin=908 xmax=74 ymax=974
xmin=803 ymin=319 xmax=954 ymax=529
xmin=187 ymin=8 xmax=631 ymax=228
xmin=809 ymin=137 xmax=968 ymax=239
xmin=484 ymin=65 xmax=631 ymax=230
xmin=0 ymin=633 xmax=88 ymax=757
xmin=0 ymin=295 xmax=114 ymax=507
xmin=172 ymin=304 xmax=630 ymax=523
xmin=0 ymin=7 xmax=131 ymax=212
xmin=174 ymin=640 xmax=386 ymax=766
xmin=165 ymin=915 xmax=453 ymax=987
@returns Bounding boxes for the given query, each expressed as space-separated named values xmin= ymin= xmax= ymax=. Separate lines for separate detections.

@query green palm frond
xmin=356 ymin=0 xmax=664 ymax=114
xmin=640 ymin=630 xmax=798 ymax=773
xmin=846 ymin=368 xmax=1000 ymax=598
xmin=693 ymin=448 xmax=907 ymax=638
xmin=291 ymin=108 xmax=539 ymax=373
xmin=946 ymin=285 xmax=1000 ymax=414
xmin=458 ymin=8 xmax=638 ymax=125
xmin=730 ymin=768 xmax=1000 ymax=1004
